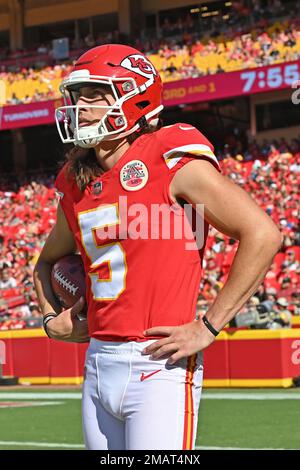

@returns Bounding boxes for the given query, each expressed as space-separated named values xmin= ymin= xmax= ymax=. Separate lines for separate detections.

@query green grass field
xmin=0 ymin=387 xmax=299 ymax=449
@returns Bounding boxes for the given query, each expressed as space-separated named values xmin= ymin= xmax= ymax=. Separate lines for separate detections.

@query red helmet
xmin=55 ymin=44 xmax=164 ymax=148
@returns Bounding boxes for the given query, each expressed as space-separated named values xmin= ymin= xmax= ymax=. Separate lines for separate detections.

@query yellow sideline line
xmin=16 ymin=377 xmax=294 ymax=387
xmin=18 ymin=377 xmax=83 ymax=385
xmin=204 ymin=378 xmax=294 ymax=388
xmin=227 ymin=329 xmax=300 ymax=340
xmin=1 ymin=328 xmax=299 ymax=340
xmin=0 ymin=329 xmax=47 ymax=339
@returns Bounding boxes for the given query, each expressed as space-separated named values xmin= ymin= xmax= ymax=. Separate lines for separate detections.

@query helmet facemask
xmin=55 ymin=72 xmax=162 ymax=148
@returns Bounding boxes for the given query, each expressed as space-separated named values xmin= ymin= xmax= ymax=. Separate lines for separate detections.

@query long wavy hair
xmin=62 ymin=119 xmax=163 ymax=192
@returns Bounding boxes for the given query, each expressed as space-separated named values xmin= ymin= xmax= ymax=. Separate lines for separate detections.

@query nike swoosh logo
xmin=140 ymin=370 xmax=162 ymax=381
xmin=179 ymin=125 xmax=194 ymax=131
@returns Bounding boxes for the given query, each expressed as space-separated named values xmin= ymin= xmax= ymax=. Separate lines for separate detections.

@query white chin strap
xmin=73 ymin=124 xmax=106 ymax=148
xmin=76 ymin=139 xmax=100 ymax=149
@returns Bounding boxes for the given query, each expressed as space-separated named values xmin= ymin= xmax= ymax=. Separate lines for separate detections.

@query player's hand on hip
xmin=142 ymin=319 xmax=216 ymax=364
xmin=46 ymin=297 xmax=90 ymax=343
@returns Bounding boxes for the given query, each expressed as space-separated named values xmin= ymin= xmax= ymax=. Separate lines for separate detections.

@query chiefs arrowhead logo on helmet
xmin=120 ymin=55 xmax=157 ymax=79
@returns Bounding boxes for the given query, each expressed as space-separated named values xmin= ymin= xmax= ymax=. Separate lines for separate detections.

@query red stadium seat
xmin=1 ymin=288 xmax=21 ymax=299
xmin=6 ymin=296 xmax=26 ymax=308
xmin=273 ymin=253 xmax=285 ymax=270
xmin=285 ymin=246 xmax=300 ymax=259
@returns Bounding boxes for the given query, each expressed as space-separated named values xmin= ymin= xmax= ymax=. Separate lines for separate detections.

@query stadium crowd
xmin=0 ymin=0 xmax=299 ymax=330
xmin=0 ymin=141 xmax=299 ymax=331
xmin=1 ymin=0 xmax=299 ymax=63
xmin=1 ymin=13 xmax=300 ymax=104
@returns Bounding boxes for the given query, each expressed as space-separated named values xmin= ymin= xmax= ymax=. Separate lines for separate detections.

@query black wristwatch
xmin=202 ymin=315 xmax=220 ymax=337
xmin=43 ymin=312 xmax=59 ymax=338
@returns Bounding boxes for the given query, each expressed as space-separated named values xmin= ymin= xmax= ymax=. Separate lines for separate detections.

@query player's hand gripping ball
xmin=51 ymin=254 xmax=87 ymax=316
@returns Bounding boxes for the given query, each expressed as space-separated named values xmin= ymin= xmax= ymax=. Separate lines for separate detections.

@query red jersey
xmin=55 ymin=123 xmax=220 ymax=341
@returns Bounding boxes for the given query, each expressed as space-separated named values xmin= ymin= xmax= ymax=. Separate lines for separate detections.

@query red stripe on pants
xmin=182 ymin=354 xmax=197 ymax=450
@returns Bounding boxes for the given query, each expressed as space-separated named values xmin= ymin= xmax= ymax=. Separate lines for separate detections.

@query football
xmin=51 ymin=254 xmax=86 ymax=311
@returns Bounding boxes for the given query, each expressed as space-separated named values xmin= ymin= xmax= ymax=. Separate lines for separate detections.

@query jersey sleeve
xmin=158 ymin=123 xmax=220 ymax=174
xmin=54 ymin=164 xmax=77 ymax=233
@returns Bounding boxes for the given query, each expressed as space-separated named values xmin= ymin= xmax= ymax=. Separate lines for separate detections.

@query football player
xmin=34 ymin=44 xmax=282 ymax=450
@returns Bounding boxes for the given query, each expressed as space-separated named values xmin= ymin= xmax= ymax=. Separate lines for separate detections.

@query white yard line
xmin=0 ymin=393 xmax=81 ymax=400
xmin=1 ymin=392 xmax=300 ymax=400
xmin=202 ymin=392 xmax=300 ymax=400
xmin=0 ymin=401 xmax=64 ymax=408
xmin=0 ymin=441 xmax=293 ymax=450
xmin=0 ymin=441 xmax=85 ymax=448
xmin=195 ymin=445 xmax=290 ymax=450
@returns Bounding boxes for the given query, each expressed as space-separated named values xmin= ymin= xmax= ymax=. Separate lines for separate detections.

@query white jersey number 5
xmin=78 ymin=204 xmax=127 ymax=300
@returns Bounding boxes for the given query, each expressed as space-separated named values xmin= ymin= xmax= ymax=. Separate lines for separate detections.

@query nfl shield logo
xmin=92 ymin=181 xmax=103 ymax=195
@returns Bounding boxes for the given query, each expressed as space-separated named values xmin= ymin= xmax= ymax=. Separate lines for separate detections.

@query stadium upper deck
xmin=1 ymin=17 xmax=299 ymax=106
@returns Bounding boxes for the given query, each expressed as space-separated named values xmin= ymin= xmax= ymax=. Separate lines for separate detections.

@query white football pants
xmin=82 ymin=338 xmax=203 ymax=450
